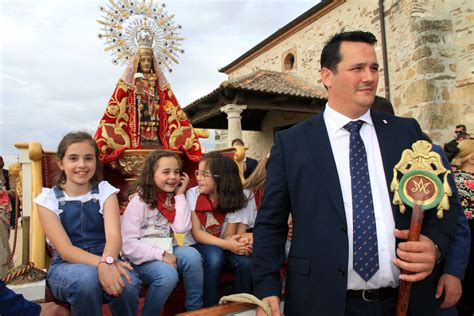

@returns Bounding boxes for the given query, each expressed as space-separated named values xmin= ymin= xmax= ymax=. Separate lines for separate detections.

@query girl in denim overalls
xmin=34 ymin=132 xmax=140 ymax=316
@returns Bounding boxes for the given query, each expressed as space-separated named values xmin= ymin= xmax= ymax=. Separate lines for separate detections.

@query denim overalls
xmin=47 ymin=183 xmax=140 ymax=316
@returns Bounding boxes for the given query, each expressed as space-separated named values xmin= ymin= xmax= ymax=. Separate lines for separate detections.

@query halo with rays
xmin=97 ymin=0 xmax=184 ymax=72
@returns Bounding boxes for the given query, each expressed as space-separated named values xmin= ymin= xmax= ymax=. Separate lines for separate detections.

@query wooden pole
xmin=395 ymin=201 xmax=425 ymax=316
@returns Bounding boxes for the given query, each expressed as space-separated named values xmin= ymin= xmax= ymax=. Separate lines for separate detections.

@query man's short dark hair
xmin=455 ymin=124 xmax=466 ymax=132
xmin=231 ymin=138 xmax=244 ymax=146
xmin=320 ymin=31 xmax=378 ymax=73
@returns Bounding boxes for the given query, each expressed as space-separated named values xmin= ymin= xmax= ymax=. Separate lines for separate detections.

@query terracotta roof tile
xmin=186 ymin=69 xmax=326 ymax=108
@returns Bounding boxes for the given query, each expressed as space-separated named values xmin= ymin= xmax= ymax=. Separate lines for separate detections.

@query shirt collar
xmin=324 ymin=103 xmax=373 ymax=134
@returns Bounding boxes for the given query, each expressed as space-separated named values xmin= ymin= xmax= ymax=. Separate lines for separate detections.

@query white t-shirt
xmin=242 ymin=190 xmax=258 ymax=229
xmin=34 ymin=181 xmax=119 ymax=217
xmin=184 ymin=187 xmax=257 ymax=245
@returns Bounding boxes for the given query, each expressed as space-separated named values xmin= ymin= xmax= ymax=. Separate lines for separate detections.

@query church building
xmin=185 ymin=0 xmax=473 ymax=159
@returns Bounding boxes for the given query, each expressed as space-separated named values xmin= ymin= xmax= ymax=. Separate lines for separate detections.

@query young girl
xmin=121 ymin=150 xmax=203 ymax=314
xmin=243 ymin=153 xmax=292 ymax=257
xmin=186 ymin=152 xmax=255 ymax=307
xmin=244 ymin=153 xmax=269 ymax=209
xmin=34 ymin=131 xmax=140 ymax=316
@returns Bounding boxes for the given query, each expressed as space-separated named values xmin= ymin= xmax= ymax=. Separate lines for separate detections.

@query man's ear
xmin=321 ymin=67 xmax=334 ymax=89
xmin=321 ymin=67 xmax=333 ymax=89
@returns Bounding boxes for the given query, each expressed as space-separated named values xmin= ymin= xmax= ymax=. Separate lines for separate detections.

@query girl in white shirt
xmin=186 ymin=152 xmax=254 ymax=307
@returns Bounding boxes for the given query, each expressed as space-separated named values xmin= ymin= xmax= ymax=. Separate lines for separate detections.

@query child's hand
xmin=98 ymin=262 xmax=126 ymax=296
xmin=238 ymin=235 xmax=253 ymax=255
xmin=162 ymin=251 xmax=177 ymax=269
xmin=245 ymin=243 xmax=253 ymax=255
xmin=287 ymin=217 xmax=293 ymax=241
xmin=115 ymin=261 xmax=134 ymax=284
xmin=226 ymin=235 xmax=247 ymax=255
xmin=240 ymin=232 xmax=253 ymax=245
xmin=175 ymin=172 xmax=190 ymax=195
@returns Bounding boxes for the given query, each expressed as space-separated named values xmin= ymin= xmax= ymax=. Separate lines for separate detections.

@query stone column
xmin=220 ymin=104 xmax=247 ymax=146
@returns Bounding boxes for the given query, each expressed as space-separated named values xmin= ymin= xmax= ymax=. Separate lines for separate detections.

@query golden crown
xmin=97 ymin=0 xmax=184 ymax=72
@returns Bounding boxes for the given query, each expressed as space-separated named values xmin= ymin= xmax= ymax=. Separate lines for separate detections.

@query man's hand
xmin=392 ymin=229 xmax=436 ymax=282
xmin=436 ymin=273 xmax=462 ymax=308
xmin=256 ymin=295 xmax=282 ymax=316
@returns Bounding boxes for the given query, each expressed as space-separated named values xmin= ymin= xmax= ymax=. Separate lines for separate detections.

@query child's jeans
xmin=134 ymin=245 xmax=203 ymax=315
xmin=191 ymin=243 xmax=253 ymax=307
xmin=47 ymin=259 xmax=141 ymax=316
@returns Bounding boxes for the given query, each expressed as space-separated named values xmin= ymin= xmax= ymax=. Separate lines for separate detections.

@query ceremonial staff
xmin=390 ymin=140 xmax=452 ymax=316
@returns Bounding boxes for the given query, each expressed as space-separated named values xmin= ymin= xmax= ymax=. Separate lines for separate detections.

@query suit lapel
xmin=307 ymin=112 xmax=346 ymax=223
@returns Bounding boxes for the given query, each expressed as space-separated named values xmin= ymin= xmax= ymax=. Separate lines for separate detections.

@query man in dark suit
xmin=231 ymin=138 xmax=258 ymax=178
xmin=0 ymin=280 xmax=70 ymax=315
xmin=443 ymin=125 xmax=468 ymax=162
xmin=253 ymin=31 xmax=459 ymax=315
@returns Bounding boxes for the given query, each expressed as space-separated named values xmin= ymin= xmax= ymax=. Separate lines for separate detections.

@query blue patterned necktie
xmin=343 ymin=120 xmax=379 ymax=281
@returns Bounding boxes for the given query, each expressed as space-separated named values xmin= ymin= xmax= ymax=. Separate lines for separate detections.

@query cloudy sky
xmin=0 ymin=0 xmax=316 ymax=166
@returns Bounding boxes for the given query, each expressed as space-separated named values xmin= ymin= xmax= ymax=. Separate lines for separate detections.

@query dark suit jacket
xmin=443 ymin=139 xmax=459 ymax=162
xmin=0 ymin=280 xmax=41 ymax=315
xmin=252 ymin=110 xmax=458 ymax=315
xmin=244 ymin=156 xmax=258 ymax=179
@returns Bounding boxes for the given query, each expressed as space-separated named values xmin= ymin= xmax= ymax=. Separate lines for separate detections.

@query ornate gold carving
xmin=110 ymin=149 xmax=182 ymax=178
xmin=109 ymin=149 xmax=151 ymax=177
xmin=96 ymin=81 xmax=132 ymax=154
xmin=164 ymin=100 xmax=200 ymax=152
xmin=390 ymin=140 xmax=452 ymax=218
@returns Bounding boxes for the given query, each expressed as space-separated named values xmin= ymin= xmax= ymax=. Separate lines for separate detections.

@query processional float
xmin=4 ymin=0 xmax=207 ymax=285
xmin=94 ymin=0 xmax=205 ymax=202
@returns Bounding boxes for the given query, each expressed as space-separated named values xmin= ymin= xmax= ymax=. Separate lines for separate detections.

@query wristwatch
xmin=99 ymin=256 xmax=115 ymax=265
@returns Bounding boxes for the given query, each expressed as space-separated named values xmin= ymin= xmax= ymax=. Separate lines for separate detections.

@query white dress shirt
xmin=324 ymin=104 xmax=400 ymax=290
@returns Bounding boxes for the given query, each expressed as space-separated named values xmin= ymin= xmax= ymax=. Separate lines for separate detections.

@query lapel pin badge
xmin=383 ymin=119 xmax=388 ymax=124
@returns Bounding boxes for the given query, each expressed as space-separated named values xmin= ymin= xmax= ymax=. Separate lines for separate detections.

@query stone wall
xmin=384 ymin=0 xmax=473 ymax=144
xmin=214 ymin=109 xmax=312 ymax=160
xmin=227 ymin=0 xmax=473 ymax=145
xmin=215 ymin=129 xmax=268 ymax=161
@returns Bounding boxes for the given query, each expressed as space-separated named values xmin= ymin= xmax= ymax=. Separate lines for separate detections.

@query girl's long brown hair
xmin=201 ymin=152 xmax=247 ymax=213
xmin=243 ymin=154 xmax=269 ymax=193
xmin=452 ymin=140 xmax=474 ymax=168
xmin=129 ymin=150 xmax=182 ymax=208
